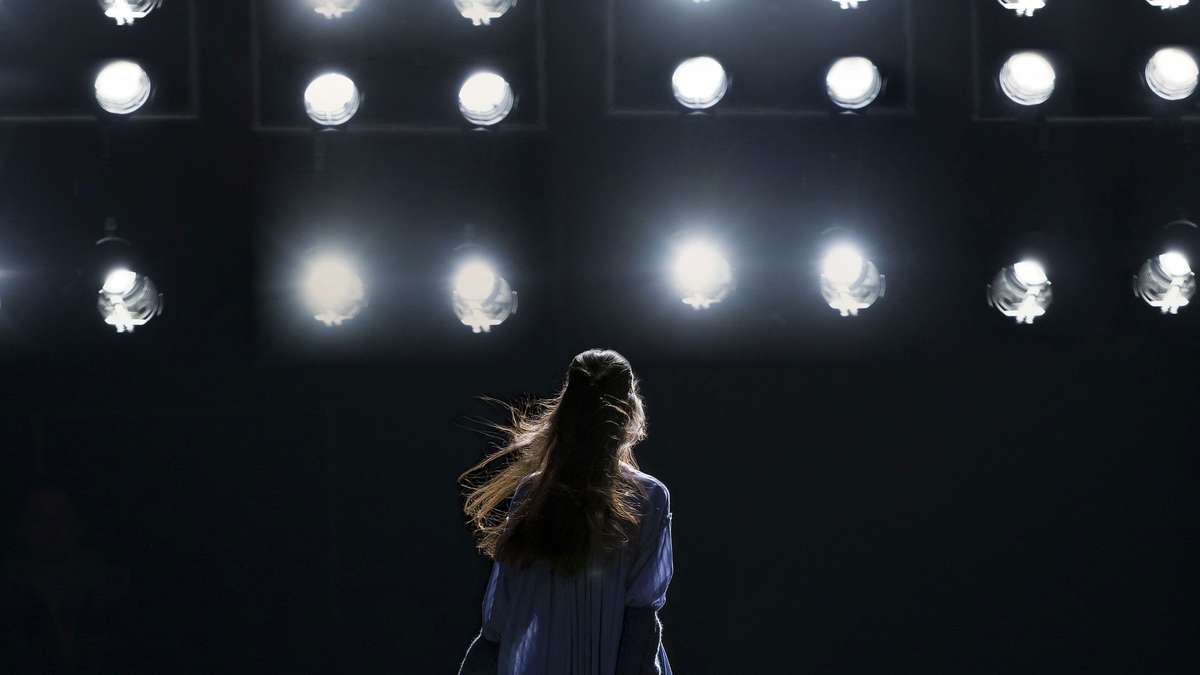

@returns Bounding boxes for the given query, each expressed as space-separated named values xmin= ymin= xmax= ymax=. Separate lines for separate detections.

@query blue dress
xmin=477 ymin=467 xmax=674 ymax=675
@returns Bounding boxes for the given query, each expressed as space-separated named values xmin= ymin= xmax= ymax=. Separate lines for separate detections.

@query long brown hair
xmin=460 ymin=349 xmax=648 ymax=575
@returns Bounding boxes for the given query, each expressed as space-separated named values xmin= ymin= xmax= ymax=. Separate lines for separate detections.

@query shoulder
xmin=621 ymin=464 xmax=670 ymax=511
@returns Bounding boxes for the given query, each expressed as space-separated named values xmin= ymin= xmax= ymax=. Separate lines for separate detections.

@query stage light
xmin=458 ymin=72 xmax=515 ymax=126
xmin=672 ymin=56 xmax=729 ymax=111
xmin=98 ymin=267 xmax=162 ymax=333
xmin=99 ymin=0 xmax=161 ymax=25
xmin=1146 ymin=1 xmax=1189 ymax=9
xmin=455 ymin=0 xmax=517 ymax=26
xmin=997 ymin=0 xmax=1046 ymax=17
xmin=1145 ymin=48 xmax=1198 ymax=101
xmin=999 ymin=51 xmax=1056 ymax=106
xmin=302 ymin=253 xmax=365 ymax=327
xmin=819 ymin=244 xmax=885 ymax=317
xmin=671 ymin=239 xmax=733 ymax=310
xmin=304 ymin=73 xmax=361 ymax=126
xmin=94 ymin=60 xmax=151 ymax=115
xmin=833 ymin=0 xmax=868 ymax=8
xmin=988 ymin=259 xmax=1052 ymax=325
xmin=452 ymin=258 xmax=518 ymax=333
xmin=1134 ymin=251 xmax=1195 ymax=314
xmin=826 ymin=57 xmax=882 ymax=110
xmin=309 ymin=0 xmax=360 ymax=19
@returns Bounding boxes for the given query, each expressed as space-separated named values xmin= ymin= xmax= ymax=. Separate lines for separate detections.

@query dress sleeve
xmin=625 ymin=483 xmax=673 ymax=610
xmin=480 ymin=474 xmax=538 ymax=641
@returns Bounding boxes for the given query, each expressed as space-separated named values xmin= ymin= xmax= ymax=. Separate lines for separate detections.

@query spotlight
xmin=988 ymin=259 xmax=1052 ymax=325
xmin=833 ymin=0 xmax=868 ymax=8
xmin=1146 ymin=1 xmax=1189 ymax=9
xmin=672 ymin=56 xmax=729 ymax=111
xmin=304 ymin=73 xmax=361 ymax=126
xmin=826 ymin=57 xmax=882 ymax=110
xmin=997 ymin=0 xmax=1047 ymax=17
xmin=302 ymin=253 xmax=366 ymax=327
xmin=999 ymin=51 xmax=1056 ymax=106
xmin=98 ymin=0 xmax=161 ymax=25
xmin=1134 ymin=251 xmax=1195 ymax=314
xmin=671 ymin=239 xmax=733 ymax=310
xmin=819 ymin=244 xmax=885 ymax=317
xmin=1145 ymin=48 xmax=1198 ymax=101
xmin=94 ymin=60 xmax=151 ymax=115
xmin=98 ymin=268 xmax=162 ymax=333
xmin=309 ymin=0 xmax=361 ymax=19
xmin=455 ymin=0 xmax=517 ymax=26
xmin=458 ymin=72 xmax=515 ymax=127
xmin=452 ymin=258 xmax=517 ymax=333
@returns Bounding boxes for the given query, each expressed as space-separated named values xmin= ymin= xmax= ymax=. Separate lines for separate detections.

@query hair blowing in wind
xmin=460 ymin=349 xmax=649 ymax=576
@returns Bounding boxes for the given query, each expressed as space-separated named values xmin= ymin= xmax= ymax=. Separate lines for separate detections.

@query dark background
xmin=2 ymin=1 xmax=1198 ymax=672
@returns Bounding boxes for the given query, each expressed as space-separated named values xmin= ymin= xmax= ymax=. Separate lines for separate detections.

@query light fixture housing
xmin=94 ymin=60 xmax=152 ymax=115
xmin=1146 ymin=1 xmax=1190 ymax=9
xmin=458 ymin=72 xmax=515 ymax=126
xmin=302 ymin=252 xmax=366 ymax=327
xmin=1145 ymin=47 xmax=1199 ymax=101
xmin=1134 ymin=251 xmax=1195 ymax=314
xmin=309 ymin=0 xmax=361 ymax=19
xmin=819 ymin=244 xmax=885 ymax=317
xmin=452 ymin=258 xmax=518 ymax=333
xmin=997 ymin=0 xmax=1047 ymax=17
xmin=304 ymin=73 xmax=362 ymax=126
xmin=671 ymin=56 xmax=729 ymax=111
xmin=833 ymin=0 xmax=868 ymax=8
xmin=999 ymin=51 xmax=1056 ymax=106
xmin=455 ymin=0 xmax=517 ymax=26
xmin=826 ymin=57 xmax=883 ymax=110
xmin=671 ymin=239 xmax=733 ymax=310
xmin=98 ymin=0 xmax=161 ymax=26
xmin=98 ymin=267 xmax=162 ymax=333
xmin=988 ymin=260 xmax=1053 ymax=324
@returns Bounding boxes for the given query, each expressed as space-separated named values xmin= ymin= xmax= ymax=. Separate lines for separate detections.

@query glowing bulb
xmin=94 ymin=60 xmax=151 ymax=115
xmin=302 ymin=254 xmax=365 ymax=327
xmin=455 ymin=0 xmax=517 ymax=26
xmin=452 ymin=258 xmax=517 ymax=333
xmin=822 ymin=245 xmax=865 ymax=286
xmin=672 ymin=240 xmax=733 ymax=310
xmin=304 ymin=73 xmax=361 ymax=126
xmin=989 ymin=260 xmax=1052 ymax=325
xmin=458 ymin=72 xmax=515 ymax=126
xmin=672 ymin=56 xmax=729 ymax=110
xmin=309 ymin=0 xmax=361 ymax=19
xmin=826 ymin=57 xmax=882 ymax=110
xmin=1146 ymin=1 xmax=1189 ymax=9
xmin=454 ymin=259 xmax=497 ymax=302
xmin=1146 ymin=48 xmax=1199 ymax=101
xmin=999 ymin=51 xmax=1056 ymax=106
xmin=99 ymin=0 xmax=161 ymax=25
xmin=103 ymin=268 xmax=137 ymax=295
xmin=1160 ymin=251 xmax=1192 ymax=277
xmin=833 ymin=0 xmax=868 ymax=8
xmin=997 ymin=0 xmax=1047 ymax=17
xmin=1135 ymin=251 xmax=1196 ymax=315
xmin=98 ymin=268 xmax=162 ymax=333
xmin=819 ymin=244 xmax=885 ymax=317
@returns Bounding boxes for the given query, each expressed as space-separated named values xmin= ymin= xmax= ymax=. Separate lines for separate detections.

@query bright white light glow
xmin=672 ymin=56 xmax=729 ymax=110
xmin=999 ymin=51 xmax=1056 ymax=106
xmin=1160 ymin=251 xmax=1192 ymax=277
xmin=302 ymin=254 xmax=366 ymax=327
xmin=309 ymin=0 xmax=361 ymax=19
xmin=833 ymin=0 xmax=868 ymax=8
xmin=1146 ymin=48 xmax=1199 ymax=101
xmin=98 ymin=267 xmax=162 ymax=333
xmin=819 ymin=244 xmax=885 ymax=317
xmin=455 ymin=0 xmax=517 ymax=26
xmin=304 ymin=73 xmax=361 ymax=126
xmin=826 ymin=57 xmax=882 ymax=110
xmin=1146 ymin=1 xmax=1190 ymax=9
xmin=458 ymin=72 xmax=515 ymax=126
xmin=1013 ymin=260 xmax=1049 ymax=287
xmin=672 ymin=240 xmax=733 ymax=310
xmin=998 ymin=0 xmax=1047 ymax=17
xmin=1136 ymin=251 xmax=1196 ymax=314
xmin=822 ymin=245 xmax=865 ymax=286
xmin=99 ymin=0 xmax=161 ymax=26
xmin=94 ymin=60 xmax=151 ymax=115
xmin=454 ymin=259 xmax=497 ymax=302
xmin=103 ymin=268 xmax=137 ymax=296
xmin=452 ymin=258 xmax=517 ymax=333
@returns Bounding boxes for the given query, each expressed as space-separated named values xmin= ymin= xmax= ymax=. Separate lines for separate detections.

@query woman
xmin=458 ymin=349 xmax=674 ymax=675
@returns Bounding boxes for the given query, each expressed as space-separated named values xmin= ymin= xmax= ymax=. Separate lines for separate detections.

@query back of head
xmin=461 ymin=349 xmax=648 ymax=575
